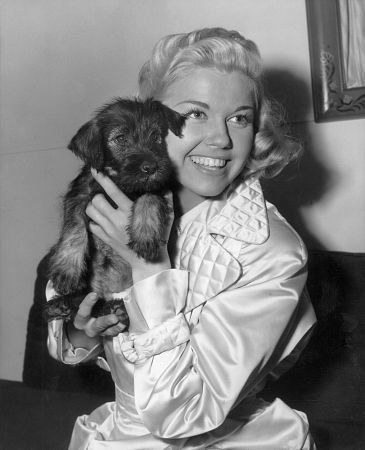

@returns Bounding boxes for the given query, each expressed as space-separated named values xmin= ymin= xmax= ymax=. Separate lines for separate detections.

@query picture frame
xmin=306 ymin=0 xmax=365 ymax=122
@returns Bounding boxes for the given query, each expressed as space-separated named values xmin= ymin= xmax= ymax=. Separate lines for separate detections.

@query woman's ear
xmin=67 ymin=118 xmax=104 ymax=170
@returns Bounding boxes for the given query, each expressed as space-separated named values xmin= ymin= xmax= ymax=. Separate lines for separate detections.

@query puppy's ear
xmin=158 ymin=103 xmax=186 ymax=138
xmin=67 ymin=119 xmax=104 ymax=170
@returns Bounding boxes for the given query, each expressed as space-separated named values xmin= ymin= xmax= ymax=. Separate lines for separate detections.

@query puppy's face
xmin=68 ymin=98 xmax=185 ymax=194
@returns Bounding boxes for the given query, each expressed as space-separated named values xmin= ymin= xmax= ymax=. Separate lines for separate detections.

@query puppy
xmin=43 ymin=98 xmax=185 ymax=323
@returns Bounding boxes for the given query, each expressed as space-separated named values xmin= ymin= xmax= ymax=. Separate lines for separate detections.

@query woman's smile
xmin=189 ymin=156 xmax=228 ymax=169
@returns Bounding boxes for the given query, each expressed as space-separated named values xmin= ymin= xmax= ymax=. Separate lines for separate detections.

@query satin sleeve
xmin=120 ymin=269 xmax=190 ymax=359
xmin=46 ymin=281 xmax=104 ymax=365
xmin=122 ymin=247 xmax=313 ymax=439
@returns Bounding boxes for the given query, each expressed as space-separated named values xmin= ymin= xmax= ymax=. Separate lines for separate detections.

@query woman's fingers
xmin=88 ymin=221 xmax=111 ymax=244
xmin=88 ymin=193 xmax=116 ymax=217
xmin=100 ymin=321 xmax=128 ymax=337
xmin=86 ymin=198 xmax=129 ymax=248
xmin=75 ymin=310 xmax=123 ymax=338
xmin=91 ymin=169 xmax=132 ymax=210
xmin=86 ymin=197 xmax=115 ymax=233
xmin=74 ymin=292 xmax=99 ymax=328
xmin=85 ymin=314 xmax=119 ymax=338
xmin=74 ymin=293 xmax=126 ymax=338
xmin=87 ymin=176 xmax=133 ymax=253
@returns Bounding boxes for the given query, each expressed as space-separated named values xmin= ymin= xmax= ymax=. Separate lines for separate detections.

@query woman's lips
xmin=189 ymin=156 xmax=228 ymax=168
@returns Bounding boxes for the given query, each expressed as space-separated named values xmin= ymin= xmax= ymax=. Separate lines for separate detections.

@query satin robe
xmin=47 ymin=177 xmax=317 ymax=449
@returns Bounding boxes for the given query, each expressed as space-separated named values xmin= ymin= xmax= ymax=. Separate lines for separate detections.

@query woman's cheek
xmin=166 ymin=130 xmax=194 ymax=160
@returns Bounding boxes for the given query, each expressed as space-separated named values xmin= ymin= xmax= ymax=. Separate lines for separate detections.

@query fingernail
xmin=91 ymin=168 xmax=103 ymax=178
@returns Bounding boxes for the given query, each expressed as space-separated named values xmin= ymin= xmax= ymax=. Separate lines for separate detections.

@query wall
xmin=1 ymin=0 xmax=364 ymax=381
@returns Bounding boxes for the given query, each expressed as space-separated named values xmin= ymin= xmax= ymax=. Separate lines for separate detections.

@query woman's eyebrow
xmin=175 ymin=101 xmax=254 ymax=112
xmin=232 ymin=105 xmax=254 ymax=112
xmin=176 ymin=100 xmax=209 ymax=108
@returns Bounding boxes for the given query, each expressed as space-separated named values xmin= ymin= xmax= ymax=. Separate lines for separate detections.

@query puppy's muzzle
xmin=141 ymin=160 xmax=158 ymax=175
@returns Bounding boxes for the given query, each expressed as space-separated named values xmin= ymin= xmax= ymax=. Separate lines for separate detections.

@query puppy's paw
xmin=127 ymin=194 xmax=170 ymax=261
xmin=43 ymin=295 xmax=82 ymax=322
xmin=128 ymin=237 xmax=162 ymax=261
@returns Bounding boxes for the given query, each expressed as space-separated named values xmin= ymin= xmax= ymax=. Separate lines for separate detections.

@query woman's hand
xmin=74 ymin=292 xmax=127 ymax=337
xmin=86 ymin=169 xmax=172 ymax=283
xmin=65 ymin=293 xmax=127 ymax=350
xmin=86 ymin=169 xmax=136 ymax=264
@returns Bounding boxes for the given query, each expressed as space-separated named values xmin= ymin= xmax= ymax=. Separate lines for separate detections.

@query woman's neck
xmin=173 ymin=187 xmax=206 ymax=217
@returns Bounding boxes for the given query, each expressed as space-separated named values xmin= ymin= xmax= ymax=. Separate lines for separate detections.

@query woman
xmin=48 ymin=27 xmax=317 ymax=449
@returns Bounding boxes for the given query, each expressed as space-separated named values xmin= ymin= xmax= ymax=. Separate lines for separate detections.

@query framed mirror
xmin=306 ymin=0 xmax=365 ymax=122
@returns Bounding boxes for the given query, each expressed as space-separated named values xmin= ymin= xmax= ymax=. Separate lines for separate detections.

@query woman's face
xmin=161 ymin=67 xmax=255 ymax=214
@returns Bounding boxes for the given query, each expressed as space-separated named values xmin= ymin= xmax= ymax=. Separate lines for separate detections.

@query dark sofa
xmin=1 ymin=250 xmax=364 ymax=449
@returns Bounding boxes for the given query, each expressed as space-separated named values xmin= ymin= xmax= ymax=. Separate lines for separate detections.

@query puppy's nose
xmin=141 ymin=161 xmax=157 ymax=174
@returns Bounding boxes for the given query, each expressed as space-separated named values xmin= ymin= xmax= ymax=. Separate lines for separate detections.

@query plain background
xmin=1 ymin=0 xmax=364 ymax=381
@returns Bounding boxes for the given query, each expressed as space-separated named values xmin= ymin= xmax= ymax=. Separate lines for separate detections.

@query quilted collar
xmin=190 ymin=176 xmax=270 ymax=244
xmin=174 ymin=177 xmax=269 ymax=312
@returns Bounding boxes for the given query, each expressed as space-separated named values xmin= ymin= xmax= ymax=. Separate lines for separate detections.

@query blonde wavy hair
xmin=138 ymin=27 xmax=301 ymax=179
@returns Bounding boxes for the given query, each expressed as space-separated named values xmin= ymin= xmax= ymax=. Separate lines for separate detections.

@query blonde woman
xmin=48 ymin=27 xmax=317 ymax=449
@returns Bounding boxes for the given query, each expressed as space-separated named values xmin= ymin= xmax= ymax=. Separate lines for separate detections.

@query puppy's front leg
xmin=48 ymin=169 xmax=94 ymax=295
xmin=127 ymin=194 xmax=171 ymax=261
xmin=48 ymin=223 xmax=89 ymax=295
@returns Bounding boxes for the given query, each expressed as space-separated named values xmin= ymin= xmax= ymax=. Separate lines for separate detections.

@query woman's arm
xmin=83 ymin=171 xmax=316 ymax=438
xmin=120 ymin=243 xmax=315 ymax=439
xmin=46 ymin=285 xmax=126 ymax=364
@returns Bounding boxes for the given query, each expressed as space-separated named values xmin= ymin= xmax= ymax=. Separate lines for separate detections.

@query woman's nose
xmin=205 ymin=121 xmax=232 ymax=149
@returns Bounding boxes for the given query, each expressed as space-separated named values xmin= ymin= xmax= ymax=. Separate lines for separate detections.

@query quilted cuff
xmin=124 ymin=269 xmax=189 ymax=332
xmin=47 ymin=319 xmax=102 ymax=364
xmin=119 ymin=313 xmax=190 ymax=364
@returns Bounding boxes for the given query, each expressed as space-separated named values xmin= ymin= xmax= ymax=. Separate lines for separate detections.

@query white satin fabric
xmin=47 ymin=177 xmax=317 ymax=449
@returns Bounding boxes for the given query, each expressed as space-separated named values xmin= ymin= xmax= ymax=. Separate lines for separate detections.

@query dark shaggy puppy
xmin=43 ymin=98 xmax=185 ymax=323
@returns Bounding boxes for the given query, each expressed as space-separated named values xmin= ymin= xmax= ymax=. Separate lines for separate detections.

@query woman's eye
xmin=228 ymin=114 xmax=250 ymax=127
xmin=184 ymin=109 xmax=206 ymax=120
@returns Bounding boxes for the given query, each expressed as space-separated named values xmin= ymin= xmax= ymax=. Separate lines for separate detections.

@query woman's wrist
xmin=132 ymin=252 xmax=171 ymax=284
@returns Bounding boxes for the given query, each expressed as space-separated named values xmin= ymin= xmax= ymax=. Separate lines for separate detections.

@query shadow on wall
xmin=261 ymin=68 xmax=335 ymax=250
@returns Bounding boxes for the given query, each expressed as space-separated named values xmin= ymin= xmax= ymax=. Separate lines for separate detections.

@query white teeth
xmin=190 ymin=156 xmax=227 ymax=167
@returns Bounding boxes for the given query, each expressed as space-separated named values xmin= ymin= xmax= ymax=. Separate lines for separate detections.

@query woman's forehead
xmin=162 ymin=68 xmax=255 ymax=109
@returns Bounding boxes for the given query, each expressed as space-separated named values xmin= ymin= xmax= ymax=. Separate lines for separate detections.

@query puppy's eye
xmin=155 ymin=135 xmax=163 ymax=144
xmin=110 ymin=134 xmax=127 ymax=144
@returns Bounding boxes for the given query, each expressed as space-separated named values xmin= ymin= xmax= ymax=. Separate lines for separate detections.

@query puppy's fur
xmin=45 ymin=98 xmax=185 ymax=320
